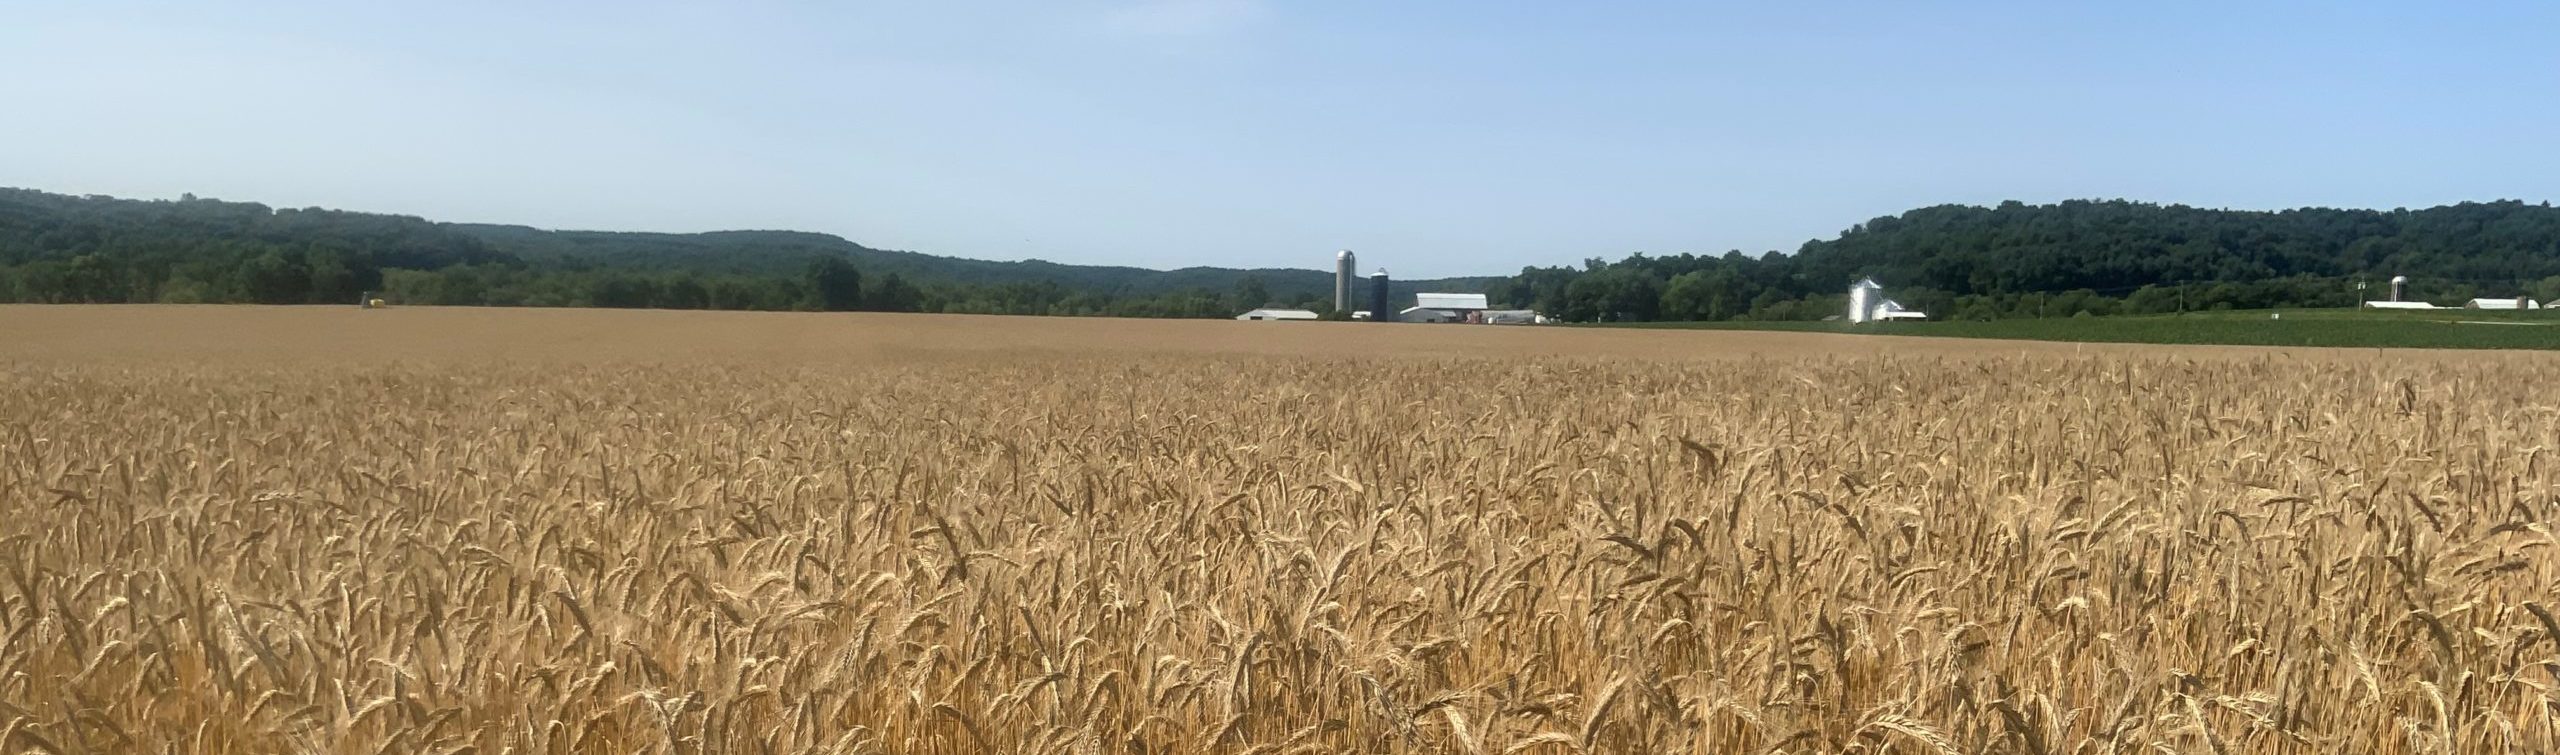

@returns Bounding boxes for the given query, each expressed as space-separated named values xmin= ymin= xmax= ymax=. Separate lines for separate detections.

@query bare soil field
xmin=2 ymin=305 xmax=2556 ymax=753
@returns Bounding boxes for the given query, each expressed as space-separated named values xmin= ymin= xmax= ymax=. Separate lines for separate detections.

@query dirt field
xmin=3 ymin=305 xmax=2556 ymax=753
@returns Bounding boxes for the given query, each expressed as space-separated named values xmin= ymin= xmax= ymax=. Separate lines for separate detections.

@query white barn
xmin=1415 ymin=293 xmax=1489 ymax=312
xmin=1235 ymin=308 xmax=1320 ymax=321
xmin=2466 ymin=297 xmax=2542 ymax=310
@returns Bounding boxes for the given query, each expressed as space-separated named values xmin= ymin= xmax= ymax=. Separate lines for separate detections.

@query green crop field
xmin=1608 ymin=307 xmax=2560 ymax=350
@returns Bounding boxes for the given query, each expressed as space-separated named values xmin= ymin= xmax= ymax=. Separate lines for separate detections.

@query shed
xmin=2364 ymin=301 xmax=2443 ymax=310
xmin=1235 ymin=308 xmax=1320 ymax=321
xmin=2466 ymin=298 xmax=2541 ymax=310
xmin=1481 ymin=309 xmax=1540 ymax=325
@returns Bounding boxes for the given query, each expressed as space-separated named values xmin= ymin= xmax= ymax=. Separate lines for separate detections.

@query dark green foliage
xmin=20 ymin=188 xmax=2551 ymax=322
xmin=0 ymin=188 xmax=1483 ymax=317
xmin=442 ymin=225 xmax=1491 ymax=301
xmin=0 ymin=188 xmax=501 ymax=304
xmin=1495 ymin=199 xmax=2560 ymax=322
xmin=805 ymin=257 xmax=864 ymax=311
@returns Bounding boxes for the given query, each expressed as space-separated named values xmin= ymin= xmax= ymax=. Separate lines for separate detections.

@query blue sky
xmin=3 ymin=1 xmax=2555 ymax=277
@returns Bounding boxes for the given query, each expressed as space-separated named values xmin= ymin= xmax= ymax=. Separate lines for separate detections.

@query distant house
xmin=1235 ymin=308 xmax=1320 ymax=321
xmin=2466 ymin=297 xmax=2541 ymax=310
xmin=1414 ymin=293 xmax=1489 ymax=313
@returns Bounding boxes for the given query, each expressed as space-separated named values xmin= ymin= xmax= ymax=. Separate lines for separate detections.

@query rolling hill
xmin=0 ymin=188 xmax=1493 ymax=308
xmin=445 ymin=224 xmax=1495 ymax=299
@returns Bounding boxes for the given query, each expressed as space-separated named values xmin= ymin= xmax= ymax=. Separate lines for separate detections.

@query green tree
xmin=306 ymin=248 xmax=360 ymax=304
xmin=805 ymin=257 xmax=864 ymax=311
xmin=663 ymin=274 xmax=710 ymax=309
xmin=1564 ymin=266 xmax=1663 ymax=322
xmin=2531 ymin=276 xmax=2560 ymax=304
xmin=870 ymin=273 xmax=921 ymax=312
xmin=1230 ymin=276 xmax=1270 ymax=312
xmin=237 ymin=251 xmax=310 ymax=304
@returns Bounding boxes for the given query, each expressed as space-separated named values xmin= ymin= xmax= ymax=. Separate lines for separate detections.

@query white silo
xmin=1334 ymin=250 xmax=1357 ymax=312
xmin=1848 ymin=278 xmax=1884 ymax=323
xmin=2390 ymin=275 xmax=2407 ymax=303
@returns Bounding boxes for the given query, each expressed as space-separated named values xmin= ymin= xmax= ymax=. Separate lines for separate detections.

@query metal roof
xmin=1414 ymin=293 xmax=1489 ymax=310
xmin=1235 ymin=308 xmax=1320 ymax=320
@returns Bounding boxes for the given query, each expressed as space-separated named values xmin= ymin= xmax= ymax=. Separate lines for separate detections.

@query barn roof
xmin=1415 ymin=293 xmax=1489 ymax=310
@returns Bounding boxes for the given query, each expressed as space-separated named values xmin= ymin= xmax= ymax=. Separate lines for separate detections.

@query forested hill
xmin=16 ymin=188 xmax=2554 ymax=321
xmin=0 ymin=188 xmax=1487 ymax=315
xmin=1490 ymin=199 xmax=2560 ymax=322
xmin=444 ymin=224 xmax=1492 ymax=299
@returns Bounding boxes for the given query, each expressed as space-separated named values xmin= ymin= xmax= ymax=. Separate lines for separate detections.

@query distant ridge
xmin=0 ymin=187 xmax=1494 ymax=310
xmin=443 ymin=223 xmax=1494 ymax=300
xmin=1489 ymin=198 xmax=2560 ymax=322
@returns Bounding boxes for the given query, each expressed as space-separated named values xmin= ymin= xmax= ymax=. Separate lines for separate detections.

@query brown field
xmin=2 ymin=304 xmax=2557 ymax=754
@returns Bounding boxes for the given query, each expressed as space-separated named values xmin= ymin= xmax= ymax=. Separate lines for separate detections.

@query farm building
xmin=2364 ymin=301 xmax=2444 ymax=309
xmin=1415 ymin=293 xmax=1489 ymax=314
xmin=1399 ymin=307 xmax=1459 ymax=323
xmin=1847 ymin=278 xmax=1928 ymax=322
xmin=2465 ymin=297 xmax=2542 ymax=310
xmin=1235 ymin=308 xmax=1320 ymax=321
xmin=1481 ymin=309 xmax=1541 ymax=325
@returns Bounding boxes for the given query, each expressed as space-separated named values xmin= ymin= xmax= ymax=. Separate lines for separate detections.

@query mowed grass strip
xmin=1612 ymin=307 xmax=2560 ymax=350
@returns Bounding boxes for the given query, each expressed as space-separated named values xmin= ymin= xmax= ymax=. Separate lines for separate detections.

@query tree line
xmin=1487 ymin=199 xmax=2560 ymax=321
xmin=12 ymin=189 xmax=2560 ymax=320
xmin=0 ymin=189 xmax=1311 ymax=317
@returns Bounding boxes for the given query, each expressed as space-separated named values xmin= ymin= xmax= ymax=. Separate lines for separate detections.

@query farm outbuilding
xmin=1399 ymin=307 xmax=1459 ymax=323
xmin=1414 ymin=293 xmax=1489 ymax=313
xmin=1847 ymin=278 xmax=1927 ymax=322
xmin=1235 ymin=308 xmax=1320 ymax=321
xmin=2465 ymin=298 xmax=2541 ymax=310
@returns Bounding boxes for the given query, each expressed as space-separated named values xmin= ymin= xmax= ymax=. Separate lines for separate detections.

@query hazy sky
xmin=5 ymin=1 xmax=2556 ymax=277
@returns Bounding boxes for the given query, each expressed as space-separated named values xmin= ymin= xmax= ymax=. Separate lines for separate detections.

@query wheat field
xmin=2 ymin=305 xmax=2557 ymax=754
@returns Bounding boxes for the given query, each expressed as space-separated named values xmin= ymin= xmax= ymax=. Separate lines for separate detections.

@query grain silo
xmin=1369 ymin=269 xmax=1395 ymax=322
xmin=1333 ymin=250 xmax=1357 ymax=312
xmin=1848 ymin=278 xmax=1883 ymax=323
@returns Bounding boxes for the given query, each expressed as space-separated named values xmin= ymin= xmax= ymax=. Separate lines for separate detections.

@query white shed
xmin=2466 ymin=298 xmax=2541 ymax=310
xmin=1235 ymin=308 xmax=1320 ymax=321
